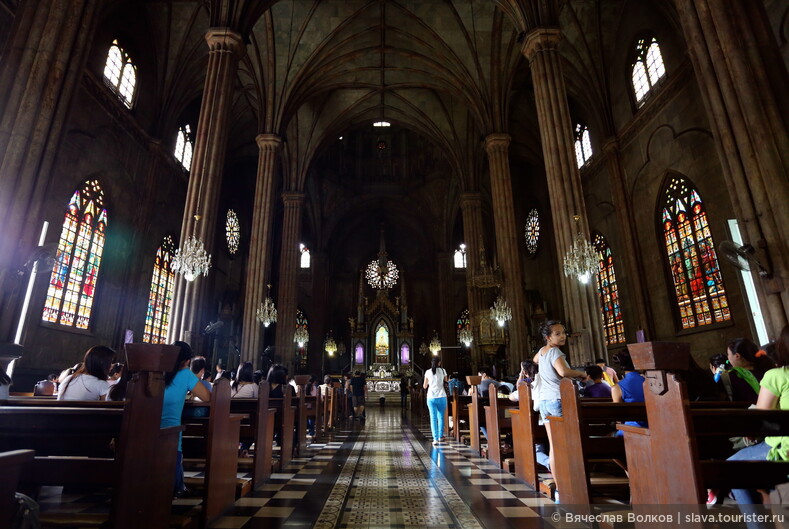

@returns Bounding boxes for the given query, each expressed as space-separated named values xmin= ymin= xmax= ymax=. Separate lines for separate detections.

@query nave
xmin=202 ymin=407 xmax=555 ymax=529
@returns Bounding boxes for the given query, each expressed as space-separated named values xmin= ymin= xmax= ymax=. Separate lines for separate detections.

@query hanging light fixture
xmin=490 ymin=296 xmax=512 ymax=327
xmin=325 ymin=331 xmax=337 ymax=356
xmin=256 ymin=284 xmax=277 ymax=327
xmin=563 ymin=215 xmax=598 ymax=284
xmin=171 ymin=215 xmax=211 ymax=282
xmin=365 ymin=226 xmax=399 ymax=289
xmin=294 ymin=326 xmax=309 ymax=348
xmin=429 ymin=331 xmax=441 ymax=356
xmin=458 ymin=326 xmax=473 ymax=347
xmin=418 ymin=341 xmax=429 ymax=357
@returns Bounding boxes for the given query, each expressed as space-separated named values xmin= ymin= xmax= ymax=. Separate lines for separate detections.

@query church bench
xmin=547 ymin=378 xmax=647 ymax=505
xmin=617 ymin=372 xmax=789 ymax=505
xmin=509 ymin=381 xmax=549 ymax=491
xmin=466 ymin=384 xmax=488 ymax=455
xmin=268 ymin=385 xmax=296 ymax=471
xmin=451 ymin=393 xmax=472 ymax=443
xmin=483 ymin=385 xmax=517 ymax=468
xmin=0 ymin=449 xmax=35 ymax=528
xmin=178 ymin=377 xmax=242 ymax=527
xmin=0 ymin=344 xmax=183 ymax=529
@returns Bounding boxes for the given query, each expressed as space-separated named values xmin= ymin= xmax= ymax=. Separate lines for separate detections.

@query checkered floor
xmin=208 ymin=406 xmax=560 ymax=529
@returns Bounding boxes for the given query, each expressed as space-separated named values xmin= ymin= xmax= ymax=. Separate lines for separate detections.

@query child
xmin=584 ymin=365 xmax=612 ymax=398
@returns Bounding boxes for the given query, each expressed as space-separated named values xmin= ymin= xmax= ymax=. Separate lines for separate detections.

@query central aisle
xmin=208 ymin=406 xmax=557 ymax=529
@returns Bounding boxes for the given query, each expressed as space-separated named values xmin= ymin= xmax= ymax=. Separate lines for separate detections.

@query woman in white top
xmin=231 ymin=362 xmax=259 ymax=399
xmin=58 ymin=345 xmax=115 ymax=401
xmin=423 ymin=356 xmax=448 ymax=446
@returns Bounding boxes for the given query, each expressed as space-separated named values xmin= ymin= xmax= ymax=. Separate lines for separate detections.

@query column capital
xmin=256 ymin=133 xmax=282 ymax=151
xmin=282 ymin=192 xmax=305 ymax=205
xmin=521 ymin=27 xmax=562 ymax=62
xmin=460 ymin=192 xmax=482 ymax=208
xmin=484 ymin=133 xmax=511 ymax=154
xmin=602 ymin=137 xmax=620 ymax=155
xmin=205 ymin=28 xmax=244 ymax=56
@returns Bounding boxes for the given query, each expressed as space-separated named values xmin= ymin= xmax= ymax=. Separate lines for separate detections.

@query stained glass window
xmin=574 ymin=124 xmax=593 ymax=168
xmin=375 ymin=322 xmax=389 ymax=360
xmin=632 ymin=37 xmax=666 ymax=106
xmin=295 ymin=309 xmax=308 ymax=346
xmin=400 ymin=343 xmax=410 ymax=365
xmin=143 ymin=236 xmax=175 ymax=343
xmin=456 ymin=308 xmax=470 ymax=340
xmin=174 ymin=125 xmax=193 ymax=171
xmin=300 ymin=243 xmax=310 ymax=268
xmin=103 ymin=39 xmax=137 ymax=108
xmin=592 ymin=233 xmax=625 ymax=345
xmin=355 ymin=343 xmax=364 ymax=365
xmin=525 ymin=208 xmax=540 ymax=254
xmin=43 ymin=180 xmax=108 ymax=329
xmin=454 ymin=243 xmax=467 ymax=268
xmin=226 ymin=210 xmax=240 ymax=255
xmin=661 ymin=175 xmax=730 ymax=329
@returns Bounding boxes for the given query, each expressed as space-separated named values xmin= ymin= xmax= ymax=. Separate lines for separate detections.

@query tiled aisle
xmin=209 ymin=406 xmax=559 ymax=529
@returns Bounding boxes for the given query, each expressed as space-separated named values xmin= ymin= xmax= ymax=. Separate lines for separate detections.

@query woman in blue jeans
xmin=423 ymin=356 xmax=448 ymax=446
xmin=532 ymin=320 xmax=586 ymax=487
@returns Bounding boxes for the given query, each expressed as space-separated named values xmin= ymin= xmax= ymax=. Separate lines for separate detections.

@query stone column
xmin=674 ymin=0 xmax=789 ymax=335
xmin=483 ymin=134 xmax=528 ymax=373
xmin=602 ymin=139 xmax=654 ymax=340
xmin=0 ymin=0 xmax=101 ymax=340
xmin=169 ymin=28 xmax=244 ymax=345
xmin=275 ymin=192 xmax=305 ymax=372
xmin=460 ymin=193 xmax=487 ymax=371
xmin=522 ymin=28 xmax=605 ymax=364
xmin=240 ymin=134 xmax=281 ymax=363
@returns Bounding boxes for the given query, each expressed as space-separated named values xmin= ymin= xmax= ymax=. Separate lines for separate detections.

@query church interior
xmin=0 ymin=0 xmax=788 ymax=527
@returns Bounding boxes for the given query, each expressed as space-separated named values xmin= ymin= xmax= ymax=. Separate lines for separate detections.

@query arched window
xmin=525 ymin=208 xmax=540 ymax=254
xmin=42 ymin=180 xmax=108 ymax=329
xmin=574 ymin=124 xmax=593 ymax=168
xmin=295 ymin=309 xmax=308 ymax=347
xmin=456 ymin=308 xmax=470 ymax=340
xmin=375 ymin=322 xmax=389 ymax=361
xmin=226 ymin=210 xmax=240 ymax=255
xmin=592 ymin=233 xmax=625 ymax=345
xmin=661 ymin=175 xmax=730 ymax=329
xmin=400 ymin=342 xmax=410 ymax=365
xmin=174 ymin=125 xmax=193 ymax=171
xmin=632 ymin=36 xmax=666 ymax=106
xmin=103 ymin=39 xmax=137 ymax=109
xmin=300 ymin=244 xmax=310 ymax=268
xmin=453 ymin=243 xmax=467 ymax=268
xmin=143 ymin=236 xmax=176 ymax=343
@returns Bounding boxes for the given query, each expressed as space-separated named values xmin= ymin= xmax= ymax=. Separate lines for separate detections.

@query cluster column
xmin=169 ymin=28 xmax=244 ymax=344
xmin=275 ymin=192 xmax=305 ymax=372
xmin=522 ymin=28 xmax=604 ymax=364
xmin=0 ymin=0 xmax=101 ymax=340
xmin=484 ymin=134 xmax=528 ymax=372
xmin=674 ymin=0 xmax=789 ymax=334
xmin=240 ymin=134 xmax=281 ymax=363
xmin=460 ymin=193 xmax=487 ymax=371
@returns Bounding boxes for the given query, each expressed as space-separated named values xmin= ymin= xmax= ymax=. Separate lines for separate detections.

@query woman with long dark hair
xmin=161 ymin=341 xmax=210 ymax=496
xmin=726 ymin=337 xmax=775 ymax=403
xmin=231 ymin=362 xmax=258 ymax=398
xmin=423 ymin=356 xmax=448 ymax=446
xmin=58 ymin=345 xmax=116 ymax=400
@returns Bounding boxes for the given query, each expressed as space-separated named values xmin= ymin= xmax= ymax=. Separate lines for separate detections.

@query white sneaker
xmin=432 ymin=440 xmax=439 ymax=446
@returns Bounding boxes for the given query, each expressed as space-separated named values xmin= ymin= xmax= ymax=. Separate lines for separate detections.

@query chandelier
xmin=171 ymin=235 xmax=211 ymax=282
xmin=458 ymin=326 xmax=473 ymax=347
xmin=366 ymin=226 xmax=399 ymax=289
xmin=429 ymin=332 xmax=441 ymax=356
xmin=256 ymin=284 xmax=277 ymax=327
xmin=294 ymin=326 xmax=309 ymax=348
xmin=563 ymin=215 xmax=598 ymax=284
xmin=490 ymin=296 xmax=512 ymax=327
xmin=418 ymin=341 xmax=429 ymax=356
xmin=325 ymin=332 xmax=337 ymax=356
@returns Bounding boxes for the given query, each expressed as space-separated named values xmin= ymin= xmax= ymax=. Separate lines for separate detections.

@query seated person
xmin=58 ymin=346 xmax=115 ymax=400
xmin=33 ymin=373 xmax=57 ymax=396
xmin=612 ymin=352 xmax=647 ymax=434
xmin=584 ymin=365 xmax=612 ymax=398
xmin=595 ymin=357 xmax=619 ymax=386
xmin=231 ymin=362 xmax=259 ymax=398
xmin=725 ymin=338 xmax=775 ymax=404
xmin=447 ymin=373 xmax=464 ymax=397
xmin=477 ymin=368 xmax=500 ymax=398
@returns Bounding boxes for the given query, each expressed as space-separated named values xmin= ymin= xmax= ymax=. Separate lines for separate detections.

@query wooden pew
xmin=451 ymin=393 xmax=472 ymax=443
xmin=269 ymin=385 xmax=296 ymax=471
xmin=0 ymin=344 xmax=182 ymax=529
xmin=484 ymin=385 xmax=517 ymax=469
xmin=180 ymin=377 xmax=243 ymax=527
xmin=618 ymin=371 xmax=789 ymax=505
xmin=466 ymin=384 xmax=487 ymax=455
xmin=292 ymin=376 xmax=309 ymax=456
xmin=548 ymin=378 xmax=647 ymax=505
xmin=0 ymin=449 xmax=35 ymax=528
xmin=509 ymin=381 xmax=549 ymax=490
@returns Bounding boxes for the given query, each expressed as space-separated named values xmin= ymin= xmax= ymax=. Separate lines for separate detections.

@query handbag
xmin=531 ymin=373 xmax=542 ymax=412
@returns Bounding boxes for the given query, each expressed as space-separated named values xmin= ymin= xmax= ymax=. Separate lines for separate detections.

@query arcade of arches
xmin=0 ymin=1 xmax=787 ymax=391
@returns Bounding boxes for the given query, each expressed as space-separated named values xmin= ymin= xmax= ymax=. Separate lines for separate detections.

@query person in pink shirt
xmin=595 ymin=357 xmax=620 ymax=386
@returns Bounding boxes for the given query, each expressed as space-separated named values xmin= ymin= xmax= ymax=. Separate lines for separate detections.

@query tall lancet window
xmin=632 ymin=36 xmax=666 ymax=106
xmin=143 ymin=236 xmax=176 ymax=343
xmin=574 ymin=124 xmax=593 ymax=168
xmin=43 ymin=180 xmax=108 ymax=329
xmin=103 ymin=39 xmax=137 ymax=108
xmin=661 ymin=175 xmax=730 ymax=329
xmin=592 ymin=233 xmax=625 ymax=345
xmin=174 ymin=125 xmax=193 ymax=171
xmin=454 ymin=244 xmax=467 ymax=268
xmin=300 ymin=244 xmax=311 ymax=268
